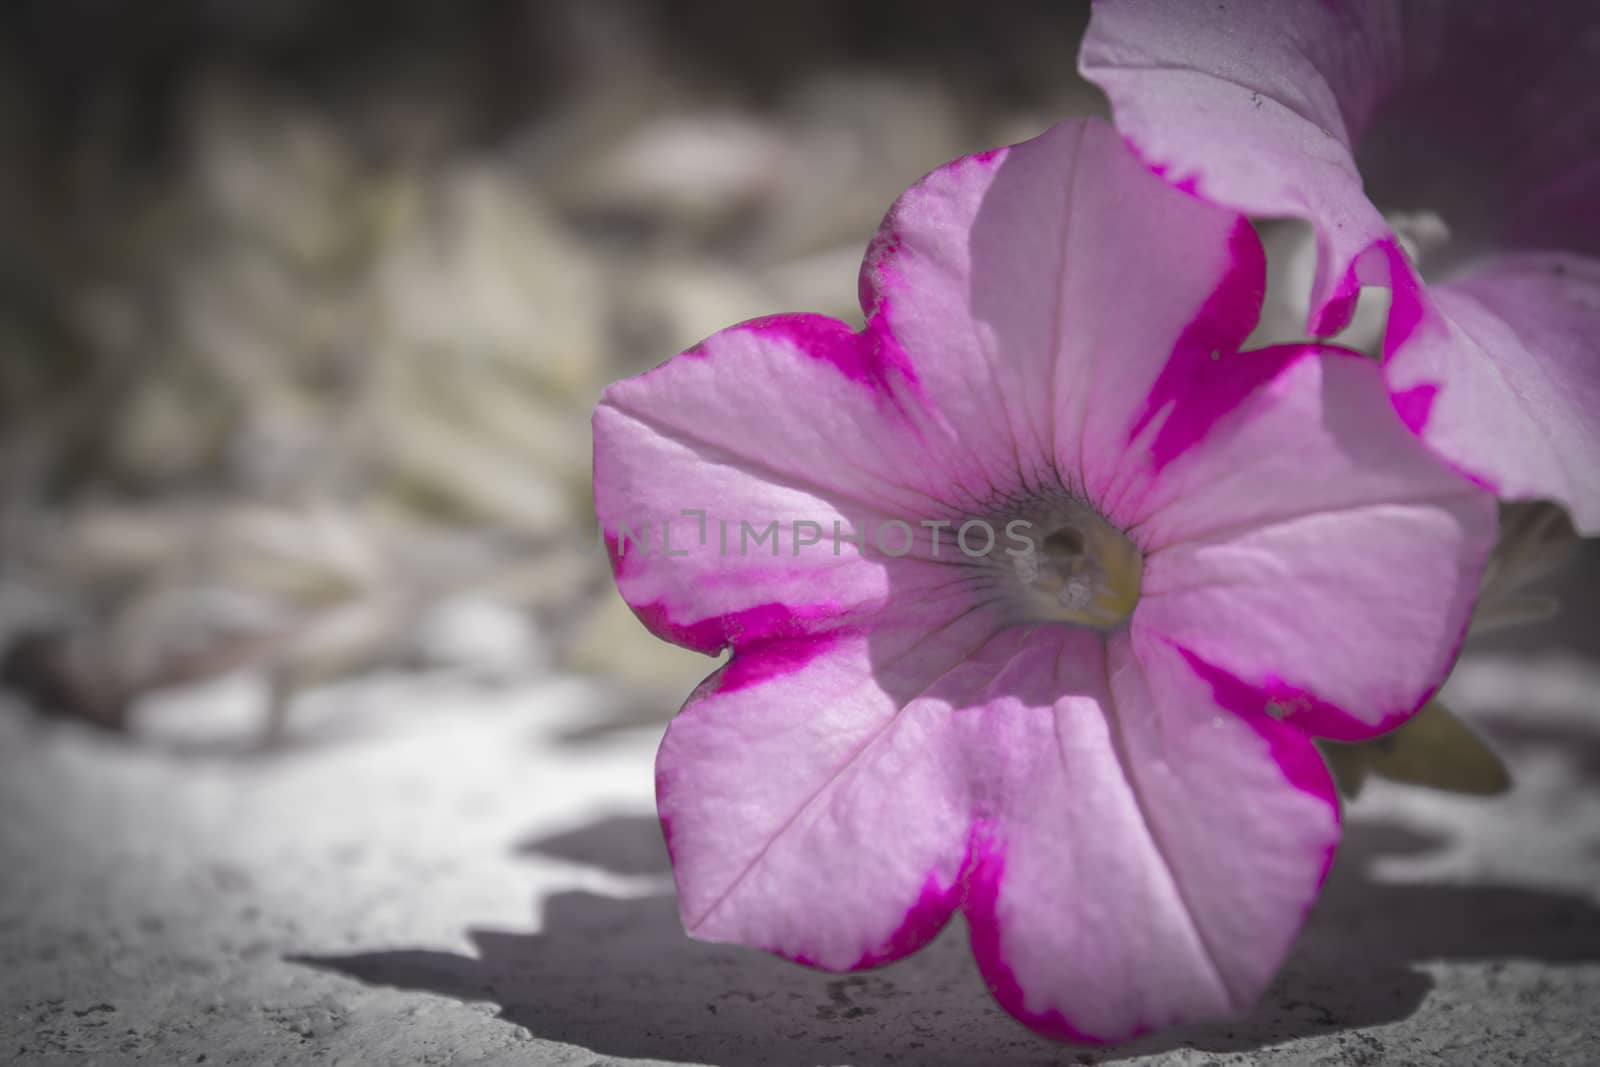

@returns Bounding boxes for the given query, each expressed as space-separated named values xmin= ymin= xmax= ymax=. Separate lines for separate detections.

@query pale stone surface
xmin=2 ymin=651 xmax=1598 ymax=1066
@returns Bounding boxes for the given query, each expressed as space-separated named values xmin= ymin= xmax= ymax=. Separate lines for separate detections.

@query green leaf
xmin=1319 ymin=699 xmax=1511 ymax=799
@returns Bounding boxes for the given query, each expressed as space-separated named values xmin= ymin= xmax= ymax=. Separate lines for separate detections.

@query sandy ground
xmin=2 ymin=649 xmax=1598 ymax=1067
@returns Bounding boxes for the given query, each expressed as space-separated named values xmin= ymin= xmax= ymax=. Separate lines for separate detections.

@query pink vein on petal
xmin=853 ymin=873 xmax=961 ymax=969
xmin=1171 ymin=644 xmax=1385 ymax=775
xmin=1311 ymin=276 xmax=1361 ymax=337
xmin=1390 ymin=382 xmax=1439 ymax=434
xmin=715 ymin=634 xmax=848 ymax=694
xmin=961 ymin=822 xmax=1126 ymax=1046
xmin=778 ymin=872 xmax=960 ymax=971
xmin=674 ymin=313 xmax=919 ymax=401
xmin=1376 ymin=240 xmax=1427 ymax=358
xmin=1127 ymin=220 xmax=1271 ymax=470
xmin=1167 ymin=646 xmax=1343 ymax=897
xmin=628 ymin=598 xmax=846 ymax=658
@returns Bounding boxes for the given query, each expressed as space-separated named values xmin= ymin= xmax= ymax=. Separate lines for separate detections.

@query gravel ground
xmin=2 ymin=646 xmax=1598 ymax=1067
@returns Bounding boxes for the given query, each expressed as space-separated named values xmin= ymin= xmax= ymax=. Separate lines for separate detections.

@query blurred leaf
xmin=1320 ymin=699 xmax=1511 ymax=799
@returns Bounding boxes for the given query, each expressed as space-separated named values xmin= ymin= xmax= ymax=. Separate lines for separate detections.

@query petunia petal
xmin=1082 ymin=0 xmax=1600 ymax=316
xmin=596 ymin=119 xmax=1279 ymax=655
xmin=1079 ymin=0 xmax=1400 ymax=330
xmin=962 ymin=627 xmax=1339 ymax=1042
xmin=1130 ymin=348 xmax=1496 ymax=741
xmin=865 ymin=118 xmax=1268 ymax=507
xmin=593 ymin=314 xmax=960 ymax=655
xmin=1082 ymin=0 xmax=1600 ymax=526
xmin=1387 ymin=252 xmax=1600 ymax=534
xmin=664 ymin=620 xmax=1342 ymax=1042
xmin=655 ymin=618 xmax=1009 ymax=971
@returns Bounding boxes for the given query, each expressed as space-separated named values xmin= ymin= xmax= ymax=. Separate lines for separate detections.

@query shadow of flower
xmin=511 ymin=812 xmax=677 ymax=877
xmin=293 ymin=815 xmax=1600 ymax=1066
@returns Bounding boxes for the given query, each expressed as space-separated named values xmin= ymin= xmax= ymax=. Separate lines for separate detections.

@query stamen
xmin=1060 ymin=575 xmax=1094 ymax=611
xmin=1385 ymin=210 xmax=1451 ymax=268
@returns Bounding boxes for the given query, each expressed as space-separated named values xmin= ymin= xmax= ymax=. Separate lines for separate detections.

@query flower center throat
xmin=1003 ymin=499 xmax=1142 ymax=629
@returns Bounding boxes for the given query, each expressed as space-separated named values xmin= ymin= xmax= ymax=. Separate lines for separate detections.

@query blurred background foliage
xmin=0 ymin=0 xmax=1104 ymax=738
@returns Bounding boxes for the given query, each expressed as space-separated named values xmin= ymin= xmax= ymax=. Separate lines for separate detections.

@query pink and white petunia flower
xmin=592 ymin=119 xmax=1495 ymax=1043
xmin=1080 ymin=0 xmax=1600 ymax=532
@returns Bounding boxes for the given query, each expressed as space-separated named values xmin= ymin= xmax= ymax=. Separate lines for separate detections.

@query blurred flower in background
xmin=0 ymin=0 xmax=1103 ymax=743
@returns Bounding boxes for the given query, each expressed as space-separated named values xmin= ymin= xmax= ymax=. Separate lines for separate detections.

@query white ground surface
xmin=3 ymin=651 xmax=1599 ymax=1067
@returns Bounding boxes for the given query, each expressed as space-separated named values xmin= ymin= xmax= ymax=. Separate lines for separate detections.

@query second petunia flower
xmin=593 ymin=119 xmax=1494 ymax=1042
xmin=1079 ymin=0 xmax=1600 ymax=532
